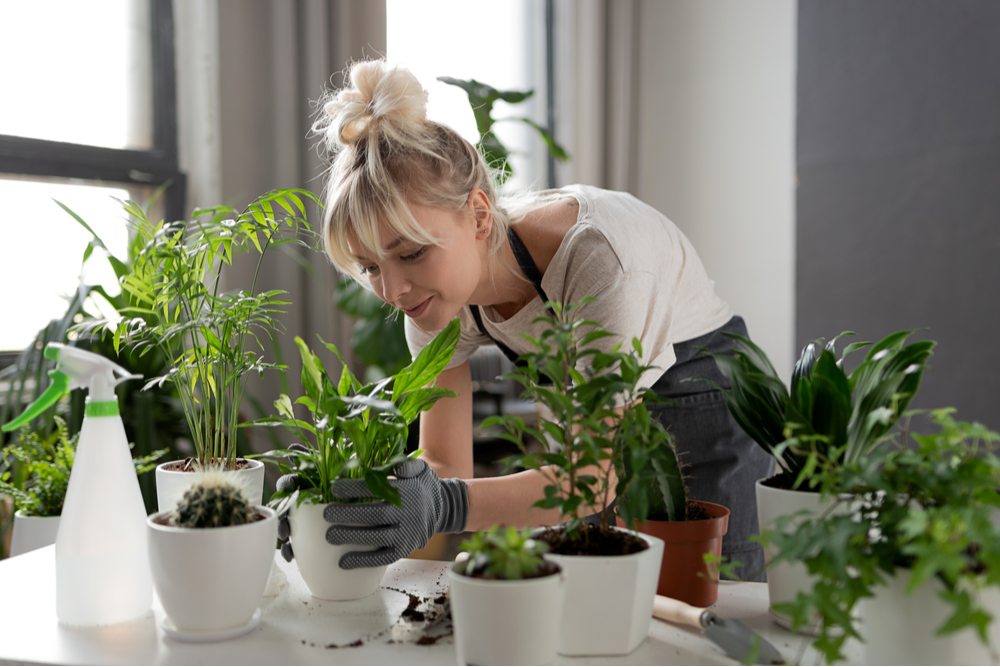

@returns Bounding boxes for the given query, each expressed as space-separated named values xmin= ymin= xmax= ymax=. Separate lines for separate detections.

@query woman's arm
xmin=418 ymin=361 xmax=474 ymax=480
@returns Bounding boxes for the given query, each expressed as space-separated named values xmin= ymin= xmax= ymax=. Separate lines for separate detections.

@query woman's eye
xmin=401 ymin=247 xmax=427 ymax=262
xmin=359 ymin=264 xmax=378 ymax=276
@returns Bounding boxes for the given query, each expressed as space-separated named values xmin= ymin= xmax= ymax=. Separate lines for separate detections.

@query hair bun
xmin=318 ymin=60 xmax=428 ymax=149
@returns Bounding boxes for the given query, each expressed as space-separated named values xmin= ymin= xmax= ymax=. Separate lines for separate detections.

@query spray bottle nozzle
xmin=1 ymin=343 xmax=140 ymax=433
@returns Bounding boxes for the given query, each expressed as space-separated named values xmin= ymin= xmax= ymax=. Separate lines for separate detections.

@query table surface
xmin=0 ymin=546 xmax=837 ymax=666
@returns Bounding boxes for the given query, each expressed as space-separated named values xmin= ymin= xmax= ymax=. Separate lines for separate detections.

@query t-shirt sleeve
xmin=569 ymin=270 xmax=677 ymax=397
xmin=404 ymin=307 xmax=493 ymax=370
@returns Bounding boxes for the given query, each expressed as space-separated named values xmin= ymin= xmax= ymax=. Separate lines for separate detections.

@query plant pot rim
xmin=448 ymin=562 xmax=563 ymax=586
xmin=619 ymin=499 xmax=731 ymax=528
xmin=756 ymin=474 xmax=821 ymax=494
xmin=147 ymin=506 xmax=276 ymax=534
xmin=156 ymin=458 xmax=264 ymax=472
xmin=539 ymin=525 xmax=663 ymax=561
xmin=13 ymin=509 xmax=60 ymax=520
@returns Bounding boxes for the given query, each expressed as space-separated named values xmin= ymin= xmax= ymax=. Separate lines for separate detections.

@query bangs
xmin=324 ymin=170 xmax=442 ymax=282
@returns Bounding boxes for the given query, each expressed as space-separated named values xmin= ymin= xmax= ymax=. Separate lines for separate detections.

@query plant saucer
xmin=161 ymin=608 xmax=262 ymax=643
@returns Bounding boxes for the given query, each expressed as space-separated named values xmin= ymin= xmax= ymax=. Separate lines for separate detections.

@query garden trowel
xmin=653 ymin=595 xmax=785 ymax=665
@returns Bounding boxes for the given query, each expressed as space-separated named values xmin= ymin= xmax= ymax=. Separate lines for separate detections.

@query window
xmin=0 ymin=0 xmax=184 ymax=362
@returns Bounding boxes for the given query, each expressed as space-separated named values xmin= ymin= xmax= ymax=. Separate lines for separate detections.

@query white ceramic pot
xmin=9 ymin=511 xmax=61 ymax=557
xmin=859 ymin=569 xmax=1000 ymax=665
xmin=147 ymin=506 xmax=277 ymax=634
xmin=448 ymin=562 xmax=565 ymax=665
xmin=288 ymin=501 xmax=387 ymax=600
xmin=543 ymin=527 xmax=664 ymax=656
xmin=155 ymin=459 xmax=265 ymax=512
xmin=756 ymin=478 xmax=838 ymax=633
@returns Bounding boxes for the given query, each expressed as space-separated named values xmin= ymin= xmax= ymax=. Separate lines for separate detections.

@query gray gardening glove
xmin=323 ymin=459 xmax=469 ymax=570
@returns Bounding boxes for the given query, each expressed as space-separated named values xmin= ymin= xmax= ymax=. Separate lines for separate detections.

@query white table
xmin=0 ymin=546 xmax=832 ymax=665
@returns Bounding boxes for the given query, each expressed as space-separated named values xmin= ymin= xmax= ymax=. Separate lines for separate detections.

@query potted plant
xmin=147 ymin=472 xmax=277 ymax=639
xmin=766 ymin=408 xmax=1000 ymax=664
xmin=0 ymin=416 xmax=164 ymax=557
xmin=707 ymin=329 xmax=934 ymax=629
xmin=90 ymin=189 xmax=319 ymax=511
xmin=487 ymin=298 xmax=672 ymax=656
xmin=449 ymin=526 xmax=564 ymax=665
xmin=256 ymin=319 xmax=460 ymax=600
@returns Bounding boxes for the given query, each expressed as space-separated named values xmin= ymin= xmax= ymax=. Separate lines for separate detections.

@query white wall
xmin=635 ymin=0 xmax=797 ymax=379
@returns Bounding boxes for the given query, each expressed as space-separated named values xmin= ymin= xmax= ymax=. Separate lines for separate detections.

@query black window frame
xmin=0 ymin=0 xmax=185 ymax=366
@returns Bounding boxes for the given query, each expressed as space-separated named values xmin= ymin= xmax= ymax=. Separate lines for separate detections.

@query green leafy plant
xmin=486 ymin=298 xmax=687 ymax=551
xmin=169 ymin=475 xmax=254 ymax=528
xmin=455 ymin=526 xmax=553 ymax=580
xmin=708 ymin=330 xmax=935 ymax=489
xmin=84 ymin=189 xmax=320 ymax=470
xmin=438 ymin=76 xmax=569 ymax=184
xmin=258 ymin=318 xmax=460 ymax=511
xmin=764 ymin=408 xmax=1000 ymax=663
xmin=0 ymin=416 xmax=165 ymax=518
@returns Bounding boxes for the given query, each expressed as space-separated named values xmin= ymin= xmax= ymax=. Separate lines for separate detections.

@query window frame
xmin=0 ymin=0 xmax=185 ymax=366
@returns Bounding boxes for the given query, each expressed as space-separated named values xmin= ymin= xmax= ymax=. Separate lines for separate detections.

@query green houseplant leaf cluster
xmin=84 ymin=189 xmax=321 ymax=470
xmin=765 ymin=408 xmax=1000 ymax=663
xmin=455 ymin=526 xmax=551 ymax=580
xmin=258 ymin=318 xmax=460 ymax=512
xmin=709 ymin=330 xmax=935 ymax=488
xmin=486 ymin=298 xmax=687 ymax=541
xmin=0 ymin=416 xmax=165 ymax=518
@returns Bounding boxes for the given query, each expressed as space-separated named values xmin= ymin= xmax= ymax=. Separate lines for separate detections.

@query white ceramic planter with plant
xmin=258 ymin=323 xmax=461 ymax=600
xmin=449 ymin=527 xmax=565 ymax=665
xmin=9 ymin=512 xmax=61 ymax=557
xmin=485 ymin=300 xmax=688 ymax=656
xmin=155 ymin=459 xmax=264 ymax=512
xmin=104 ymin=189 xmax=317 ymax=496
xmin=148 ymin=474 xmax=277 ymax=638
xmin=710 ymin=330 xmax=937 ymax=634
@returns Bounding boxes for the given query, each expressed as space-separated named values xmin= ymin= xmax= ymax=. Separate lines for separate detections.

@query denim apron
xmin=473 ymin=227 xmax=773 ymax=582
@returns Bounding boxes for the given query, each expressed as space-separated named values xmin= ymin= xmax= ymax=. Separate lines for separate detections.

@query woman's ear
xmin=469 ymin=188 xmax=492 ymax=240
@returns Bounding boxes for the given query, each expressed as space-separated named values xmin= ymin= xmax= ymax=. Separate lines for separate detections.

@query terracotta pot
xmin=617 ymin=500 xmax=730 ymax=607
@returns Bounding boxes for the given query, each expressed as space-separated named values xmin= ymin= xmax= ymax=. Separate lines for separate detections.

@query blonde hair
xmin=313 ymin=60 xmax=514 ymax=282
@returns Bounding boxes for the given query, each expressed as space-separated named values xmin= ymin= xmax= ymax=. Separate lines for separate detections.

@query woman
xmin=292 ymin=60 xmax=772 ymax=580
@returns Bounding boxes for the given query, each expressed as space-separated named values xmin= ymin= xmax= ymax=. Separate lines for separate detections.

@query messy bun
xmin=313 ymin=59 xmax=513 ymax=284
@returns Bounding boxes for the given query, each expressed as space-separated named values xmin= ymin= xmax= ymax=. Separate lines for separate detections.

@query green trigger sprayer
xmin=2 ymin=342 xmax=153 ymax=626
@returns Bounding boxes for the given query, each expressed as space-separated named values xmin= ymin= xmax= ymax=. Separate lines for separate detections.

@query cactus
xmin=170 ymin=475 xmax=253 ymax=528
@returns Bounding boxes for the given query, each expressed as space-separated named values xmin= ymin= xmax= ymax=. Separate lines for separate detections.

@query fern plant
xmin=707 ymin=330 xmax=935 ymax=489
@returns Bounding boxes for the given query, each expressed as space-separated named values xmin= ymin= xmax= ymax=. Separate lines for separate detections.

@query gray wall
xmin=796 ymin=0 xmax=1000 ymax=424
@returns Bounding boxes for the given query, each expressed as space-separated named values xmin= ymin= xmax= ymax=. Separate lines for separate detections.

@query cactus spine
xmin=171 ymin=475 xmax=253 ymax=528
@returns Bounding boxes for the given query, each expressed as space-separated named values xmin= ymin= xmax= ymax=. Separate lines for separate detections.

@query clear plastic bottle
xmin=2 ymin=343 xmax=152 ymax=625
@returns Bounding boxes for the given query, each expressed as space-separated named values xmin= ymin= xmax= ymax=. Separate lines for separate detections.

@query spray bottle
xmin=2 ymin=343 xmax=152 ymax=625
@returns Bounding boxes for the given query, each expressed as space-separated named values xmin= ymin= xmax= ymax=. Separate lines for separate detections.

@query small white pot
xmin=9 ymin=511 xmax=61 ymax=557
xmin=288 ymin=501 xmax=387 ymax=600
xmin=859 ymin=569 xmax=1000 ymax=665
xmin=543 ymin=527 xmax=664 ymax=656
xmin=147 ymin=506 xmax=277 ymax=634
xmin=155 ymin=459 xmax=265 ymax=512
xmin=756 ymin=478 xmax=838 ymax=633
xmin=448 ymin=562 xmax=565 ymax=665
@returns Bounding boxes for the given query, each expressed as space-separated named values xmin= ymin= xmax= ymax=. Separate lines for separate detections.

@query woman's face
xmin=347 ymin=195 xmax=490 ymax=332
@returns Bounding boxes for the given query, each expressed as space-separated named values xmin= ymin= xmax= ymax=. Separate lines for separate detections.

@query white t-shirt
xmin=405 ymin=184 xmax=733 ymax=390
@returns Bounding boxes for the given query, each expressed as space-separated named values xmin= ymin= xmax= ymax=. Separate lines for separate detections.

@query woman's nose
xmin=379 ymin=265 xmax=410 ymax=305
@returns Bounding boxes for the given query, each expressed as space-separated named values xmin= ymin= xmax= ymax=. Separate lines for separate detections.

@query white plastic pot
xmin=155 ymin=459 xmax=264 ymax=512
xmin=543 ymin=527 xmax=664 ymax=656
xmin=288 ymin=501 xmax=387 ymax=600
xmin=448 ymin=562 xmax=565 ymax=665
xmin=756 ymin=478 xmax=838 ymax=633
xmin=859 ymin=568 xmax=1000 ymax=665
xmin=9 ymin=511 xmax=61 ymax=557
xmin=147 ymin=506 xmax=277 ymax=634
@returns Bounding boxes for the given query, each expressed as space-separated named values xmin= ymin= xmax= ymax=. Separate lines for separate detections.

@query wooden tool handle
xmin=652 ymin=594 xmax=706 ymax=630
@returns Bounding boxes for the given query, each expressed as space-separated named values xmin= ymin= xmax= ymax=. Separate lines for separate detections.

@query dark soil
xmin=685 ymin=502 xmax=710 ymax=521
xmin=537 ymin=523 xmax=648 ymax=556
xmin=164 ymin=457 xmax=256 ymax=472
xmin=461 ymin=560 xmax=561 ymax=581
xmin=150 ymin=509 xmax=266 ymax=527
xmin=760 ymin=473 xmax=818 ymax=492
